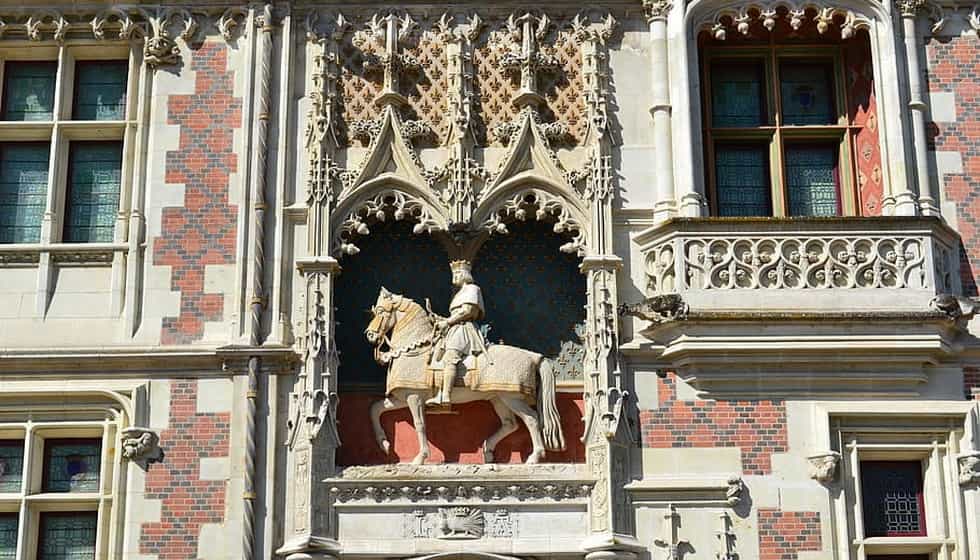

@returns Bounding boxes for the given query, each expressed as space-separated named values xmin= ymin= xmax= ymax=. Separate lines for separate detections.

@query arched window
xmin=473 ymin=220 xmax=586 ymax=382
xmin=699 ymin=9 xmax=881 ymax=217
xmin=334 ymin=220 xmax=451 ymax=392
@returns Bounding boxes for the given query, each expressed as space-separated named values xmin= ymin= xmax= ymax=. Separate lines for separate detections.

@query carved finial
xmin=359 ymin=12 xmax=420 ymax=108
xmin=499 ymin=13 xmax=560 ymax=109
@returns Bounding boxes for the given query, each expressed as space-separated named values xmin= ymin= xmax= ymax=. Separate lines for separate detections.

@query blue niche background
xmin=335 ymin=220 xmax=452 ymax=391
xmin=473 ymin=220 xmax=586 ymax=381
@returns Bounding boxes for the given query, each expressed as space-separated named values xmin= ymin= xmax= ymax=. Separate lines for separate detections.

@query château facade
xmin=0 ymin=0 xmax=977 ymax=559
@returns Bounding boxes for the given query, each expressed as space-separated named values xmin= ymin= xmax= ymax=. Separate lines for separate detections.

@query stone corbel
xmin=807 ymin=451 xmax=841 ymax=483
xmin=725 ymin=476 xmax=746 ymax=507
xmin=144 ymin=8 xmax=198 ymax=68
xmin=930 ymin=293 xmax=980 ymax=322
xmin=120 ymin=426 xmax=163 ymax=467
xmin=958 ymin=451 xmax=980 ymax=486
xmin=619 ymin=294 xmax=688 ymax=325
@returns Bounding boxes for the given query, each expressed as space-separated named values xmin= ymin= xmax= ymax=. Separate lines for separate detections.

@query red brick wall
xmin=927 ymin=37 xmax=980 ymax=296
xmin=154 ymin=42 xmax=242 ymax=344
xmin=965 ymin=366 xmax=980 ymax=400
xmin=639 ymin=373 xmax=788 ymax=475
xmin=758 ymin=509 xmax=822 ymax=560
xmin=140 ymin=381 xmax=230 ymax=559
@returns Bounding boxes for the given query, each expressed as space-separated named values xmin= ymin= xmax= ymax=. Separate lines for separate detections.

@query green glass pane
xmin=786 ymin=145 xmax=840 ymax=217
xmin=780 ymin=62 xmax=835 ymax=125
xmin=38 ymin=512 xmax=96 ymax=560
xmin=714 ymin=145 xmax=771 ymax=216
xmin=0 ymin=143 xmax=50 ymax=243
xmin=2 ymin=62 xmax=56 ymax=121
xmin=0 ymin=442 xmax=24 ymax=492
xmin=711 ymin=61 xmax=765 ymax=127
xmin=0 ymin=514 xmax=16 ymax=560
xmin=64 ymin=143 xmax=122 ymax=243
xmin=43 ymin=440 xmax=101 ymax=493
xmin=73 ymin=62 xmax=127 ymax=121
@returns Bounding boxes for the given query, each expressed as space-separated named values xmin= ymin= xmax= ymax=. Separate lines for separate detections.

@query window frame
xmin=0 ymin=43 xmax=137 ymax=248
xmin=700 ymin=41 xmax=859 ymax=218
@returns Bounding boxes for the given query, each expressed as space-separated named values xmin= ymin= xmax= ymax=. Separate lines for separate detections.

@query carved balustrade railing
xmin=634 ymin=217 xmax=960 ymax=313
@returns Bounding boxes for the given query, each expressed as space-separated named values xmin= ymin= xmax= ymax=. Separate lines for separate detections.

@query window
xmin=0 ymin=52 xmax=130 ymax=245
xmin=700 ymin=39 xmax=863 ymax=217
xmin=0 ymin=424 xmax=114 ymax=559
xmin=860 ymin=461 xmax=927 ymax=538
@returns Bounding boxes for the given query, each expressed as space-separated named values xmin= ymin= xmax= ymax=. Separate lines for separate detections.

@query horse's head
xmin=365 ymin=287 xmax=399 ymax=346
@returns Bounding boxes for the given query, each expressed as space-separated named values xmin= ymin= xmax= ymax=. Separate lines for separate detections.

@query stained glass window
xmin=43 ymin=439 xmax=101 ymax=493
xmin=860 ymin=461 xmax=927 ymax=537
xmin=38 ymin=512 xmax=97 ymax=560
xmin=785 ymin=145 xmax=840 ymax=216
xmin=0 ymin=514 xmax=15 ymax=560
xmin=779 ymin=61 xmax=835 ymax=125
xmin=714 ymin=145 xmax=771 ymax=216
xmin=2 ymin=62 xmax=57 ymax=121
xmin=64 ymin=142 xmax=122 ymax=243
xmin=0 ymin=441 xmax=24 ymax=493
xmin=710 ymin=61 xmax=766 ymax=128
xmin=73 ymin=61 xmax=127 ymax=121
xmin=0 ymin=143 xmax=50 ymax=244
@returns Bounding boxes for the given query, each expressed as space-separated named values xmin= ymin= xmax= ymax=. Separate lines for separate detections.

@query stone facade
xmin=0 ymin=2 xmax=977 ymax=560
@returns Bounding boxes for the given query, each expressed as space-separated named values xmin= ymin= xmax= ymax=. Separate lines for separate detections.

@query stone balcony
xmin=623 ymin=217 xmax=965 ymax=397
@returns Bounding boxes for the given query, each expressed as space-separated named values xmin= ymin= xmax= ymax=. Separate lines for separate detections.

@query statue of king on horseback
xmin=365 ymin=260 xmax=565 ymax=465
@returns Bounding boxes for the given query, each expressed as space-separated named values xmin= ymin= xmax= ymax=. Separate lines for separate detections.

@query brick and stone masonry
xmin=639 ymin=373 xmax=788 ymax=475
xmin=758 ymin=509 xmax=822 ymax=560
xmin=139 ymin=380 xmax=230 ymax=559
xmin=154 ymin=42 xmax=241 ymax=344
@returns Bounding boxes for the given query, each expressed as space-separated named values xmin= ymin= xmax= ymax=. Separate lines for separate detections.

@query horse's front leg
xmin=405 ymin=392 xmax=431 ymax=465
xmin=369 ymin=396 xmax=402 ymax=455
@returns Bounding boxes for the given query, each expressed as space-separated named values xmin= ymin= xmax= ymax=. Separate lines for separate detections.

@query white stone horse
xmin=365 ymin=288 xmax=565 ymax=465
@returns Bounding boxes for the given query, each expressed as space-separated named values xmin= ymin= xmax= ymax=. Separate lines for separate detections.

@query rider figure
xmin=427 ymin=260 xmax=486 ymax=406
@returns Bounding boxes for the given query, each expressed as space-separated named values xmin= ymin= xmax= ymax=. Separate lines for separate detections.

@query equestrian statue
xmin=365 ymin=260 xmax=565 ymax=465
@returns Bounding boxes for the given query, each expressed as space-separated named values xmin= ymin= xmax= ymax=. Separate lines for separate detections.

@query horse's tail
xmin=537 ymin=358 xmax=566 ymax=452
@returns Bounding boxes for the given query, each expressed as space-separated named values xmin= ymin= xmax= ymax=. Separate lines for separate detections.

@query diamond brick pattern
xmin=139 ymin=381 xmax=230 ymax=559
xmin=153 ymin=43 xmax=241 ymax=344
xmin=639 ymin=373 xmax=788 ymax=475
xmin=758 ymin=509 xmax=822 ymax=560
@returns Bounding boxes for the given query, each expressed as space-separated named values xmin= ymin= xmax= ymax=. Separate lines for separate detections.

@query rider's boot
xmin=426 ymin=365 xmax=455 ymax=406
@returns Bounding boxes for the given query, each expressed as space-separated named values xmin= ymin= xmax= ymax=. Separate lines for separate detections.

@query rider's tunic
xmin=443 ymin=283 xmax=486 ymax=359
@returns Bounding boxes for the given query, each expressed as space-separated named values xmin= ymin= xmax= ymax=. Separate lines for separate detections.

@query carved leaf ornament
xmin=695 ymin=2 xmax=871 ymax=40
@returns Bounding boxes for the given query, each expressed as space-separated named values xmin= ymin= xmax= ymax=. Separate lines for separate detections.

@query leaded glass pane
xmin=38 ymin=512 xmax=97 ymax=560
xmin=711 ymin=61 xmax=765 ymax=127
xmin=786 ymin=145 xmax=840 ymax=217
xmin=43 ymin=439 xmax=101 ymax=493
xmin=73 ymin=61 xmax=127 ymax=121
xmin=0 ymin=514 xmax=16 ymax=560
xmin=714 ymin=145 xmax=771 ymax=216
xmin=0 ymin=143 xmax=50 ymax=244
xmin=779 ymin=61 xmax=835 ymax=125
xmin=0 ymin=442 xmax=24 ymax=492
xmin=64 ymin=143 xmax=122 ymax=243
xmin=2 ymin=62 xmax=56 ymax=121
xmin=860 ymin=461 xmax=927 ymax=537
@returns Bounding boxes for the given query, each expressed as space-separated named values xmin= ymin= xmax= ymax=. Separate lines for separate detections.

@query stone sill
xmin=0 ymin=242 xmax=127 ymax=267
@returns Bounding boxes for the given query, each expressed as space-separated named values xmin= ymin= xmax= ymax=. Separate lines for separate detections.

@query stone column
xmin=647 ymin=0 xmax=676 ymax=222
xmin=897 ymin=0 xmax=935 ymax=216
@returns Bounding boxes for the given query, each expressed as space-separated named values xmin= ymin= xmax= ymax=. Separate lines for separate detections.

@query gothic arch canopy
xmin=331 ymin=184 xmax=449 ymax=256
xmin=686 ymin=0 xmax=886 ymax=36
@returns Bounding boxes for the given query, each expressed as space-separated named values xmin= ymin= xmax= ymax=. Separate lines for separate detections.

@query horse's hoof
xmin=411 ymin=453 xmax=428 ymax=466
xmin=482 ymin=445 xmax=494 ymax=464
xmin=525 ymin=450 xmax=545 ymax=464
xmin=380 ymin=440 xmax=391 ymax=455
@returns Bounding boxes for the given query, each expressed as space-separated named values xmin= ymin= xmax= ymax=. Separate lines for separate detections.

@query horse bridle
xmin=369 ymin=295 xmax=436 ymax=363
